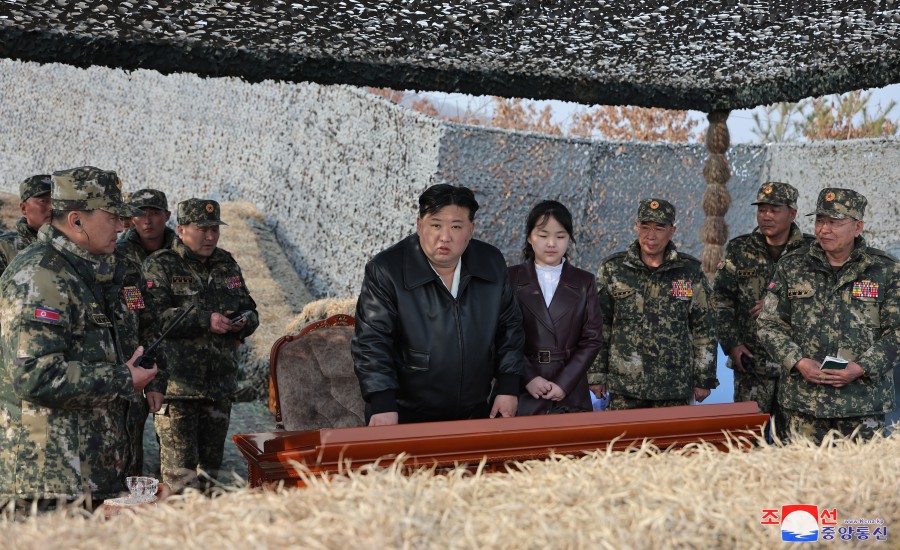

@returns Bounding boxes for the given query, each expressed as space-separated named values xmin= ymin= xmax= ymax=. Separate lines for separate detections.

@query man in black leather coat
xmin=352 ymin=184 xmax=525 ymax=425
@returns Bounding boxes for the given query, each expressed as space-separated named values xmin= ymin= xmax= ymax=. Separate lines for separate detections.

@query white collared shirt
xmin=535 ymin=258 xmax=564 ymax=307
xmin=431 ymin=258 xmax=462 ymax=298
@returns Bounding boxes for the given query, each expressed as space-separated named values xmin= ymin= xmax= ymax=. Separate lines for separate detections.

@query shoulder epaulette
xmin=38 ymin=247 xmax=66 ymax=273
xmin=213 ymin=248 xmax=236 ymax=262
xmin=146 ymin=248 xmax=177 ymax=262
xmin=867 ymin=247 xmax=898 ymax=263
xmin=600 ymin=250 xmax=627 ymax=264
xmin=726 ymin=233 xmax=755 ymax=245
xmin=676 ymin=252 xmax=702 ymax=265
xmin=778 ymin=246 xmax=807 ymax=262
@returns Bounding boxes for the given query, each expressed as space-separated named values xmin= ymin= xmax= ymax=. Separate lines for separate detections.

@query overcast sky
xmin=414 ymin=83 xmax=900 ymax=143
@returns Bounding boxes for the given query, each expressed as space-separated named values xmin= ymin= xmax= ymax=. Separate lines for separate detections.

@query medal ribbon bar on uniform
xmin=852 ymin=280 xmax=879 ymax=298
xmin=672 ymin=279 xmax=693 ymax=298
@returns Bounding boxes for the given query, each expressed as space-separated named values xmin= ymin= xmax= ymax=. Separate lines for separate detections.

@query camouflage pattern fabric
xmin=781 ymin=409 xmax=885 ymax=445
xmin=607 ymin=394 xmax=689 ymax=410
xmin=113 ymin=253 xmax=166 ymax=477
xmin=0 ymin=217 xmax=40 ymax=275
xmin=18 ymin=174 xmax=51 ymax=202
xmin=116 ymin=226 xmax=177 ymax=266
xmin=0 ymin=225 xmax=138 ymax=501
xmin=733 ymin=370 xmax=779 ymax=415
xmin=142 ymin=237 xmax=257 ymax=488
xmin=176 ymin=198 xmax=227 ymax=227
xmin=589 ymin=240 xmax=718 ymax=401
xmin=758 ymin=237 xmax=899 ymax=420
xmin=115 ymin=225 xmax=175 ymax=475
xmin=750 ymin=181 xmax=798 ymax=208
xmin=713 ymin=223 xmax=814 ymax=411
xmin=153 ymin=400 xmax=231 ymax=491
xmin=808 ymin=187 xmax=867 ymax=220
xmin=636 ymin=198 xmax=676 ymax=225
xmin=51 ymin=166 xmax=141 ymax=217
xmin=128 ymin=188 xmax=169 ymax=211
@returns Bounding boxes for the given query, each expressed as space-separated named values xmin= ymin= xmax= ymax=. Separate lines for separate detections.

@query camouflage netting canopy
xmin=1 ymin=1 xmax=900 ymax=111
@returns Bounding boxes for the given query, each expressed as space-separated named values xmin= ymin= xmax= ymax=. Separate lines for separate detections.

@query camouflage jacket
xmin=713 ymin=223 xmax=814 ymax=376
xmin=758 ymin=237 xmax=899 ymax=417
xmin=0 ymin=225 xmax=142 ymax=500
xmin=114 ymin=252 xmax=167 ymax=394
xmin=115 ymin=226 xmax=176 ymax=266
xmin=0 ymin=217 xmax=40 ymax=275
xmin=142 ymin=238 xmax=258 ymax=400
xmin=589 ymin=240 xmax=718 ymax=400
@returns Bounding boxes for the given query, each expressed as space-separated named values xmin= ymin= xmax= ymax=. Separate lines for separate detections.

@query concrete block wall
xmin=1 ymin=58 xmax=899 ymax=298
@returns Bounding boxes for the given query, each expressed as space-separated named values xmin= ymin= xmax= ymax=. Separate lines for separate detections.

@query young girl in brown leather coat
xmin=508 ymin=200 xmax=604 ymax=415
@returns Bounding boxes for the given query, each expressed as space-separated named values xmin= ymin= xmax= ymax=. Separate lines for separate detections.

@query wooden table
xmin=233 ymin=402 xmax=769 ymax=488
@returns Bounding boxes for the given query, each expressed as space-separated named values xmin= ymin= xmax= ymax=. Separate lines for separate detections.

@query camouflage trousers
xmin=126 ymin=396 xmax=150 ymax=477
xmin=732 ymin=370 xmax=781 ymax=443
xmin=733 ymin=369 xmax=779 ymax=414
xmin=154 ymin=399 xmax=232 ymax=492
xmin=779 ymin=409 xmax=886 ymax=445
xmin=607 ymin=394 xmax=690 ymax=410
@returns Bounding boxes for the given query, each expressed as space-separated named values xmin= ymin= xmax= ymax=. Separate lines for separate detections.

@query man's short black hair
xmin=418 ymin=184 xmax=479 ymax=221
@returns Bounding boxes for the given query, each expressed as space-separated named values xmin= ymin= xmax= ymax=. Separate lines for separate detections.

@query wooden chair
xmin=268 ymin=314 xmax=365 ymax=430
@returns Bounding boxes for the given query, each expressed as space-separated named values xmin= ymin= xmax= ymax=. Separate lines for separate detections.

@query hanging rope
xmin=700 ymin=110 xmax=732 ymax=281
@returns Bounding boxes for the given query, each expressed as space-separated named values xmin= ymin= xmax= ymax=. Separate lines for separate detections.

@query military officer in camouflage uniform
xmin=758 ymin=188 xmax=898 ymax=444
xmin=115 ymin=188 xmax=174 ymax=476
xmin=0 ymin=174 xmax=52 ymax=275
xmin=0 ymin=166 xmax=158 ymax=508
xmin=142 ymin=198 xmax=258 ymax=491
xmin=116 ymin=188 xmax=176 ymax=266
xmin=589 ymin=199 xmax=718 ymax=410
xmin=714 ymin=182 xmax=814 ymax=428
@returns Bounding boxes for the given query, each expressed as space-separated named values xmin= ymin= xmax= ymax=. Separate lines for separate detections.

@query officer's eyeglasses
xmin=814 ymin=217 xmax=855 ymax=229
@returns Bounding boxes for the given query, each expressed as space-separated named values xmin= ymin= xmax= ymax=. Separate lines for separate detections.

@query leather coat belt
xmin=533 ymin=349 xmax=570 ymax=363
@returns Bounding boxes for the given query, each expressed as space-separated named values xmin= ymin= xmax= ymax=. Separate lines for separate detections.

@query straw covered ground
xmin=3 ymin=433 xmax=898 ymax=550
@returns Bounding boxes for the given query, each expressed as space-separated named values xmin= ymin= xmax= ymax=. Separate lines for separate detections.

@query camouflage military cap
xmin=129 ymin=188 xmax=169 ymax=212
xmin=19 ymin=174 xmax=51 ymax=201
xmin=637 ymin=198 xmax=676 ymax=226
xmin=751 ymin=181 xmax=798 ymax=208
xmin=51 ymin=166 xmax=142 ymax=216
xmin=807 ymin=187 xmax=867 ymax=220
xmin=177 ymin=198 xmax=228 ymax=227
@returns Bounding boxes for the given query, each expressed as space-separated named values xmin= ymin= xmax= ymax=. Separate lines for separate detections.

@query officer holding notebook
xmin=758 ymin=188 xmax=899 ymax=444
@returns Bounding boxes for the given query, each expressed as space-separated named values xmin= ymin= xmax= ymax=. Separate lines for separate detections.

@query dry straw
xmin=4 ymin=433 xmax=898 ymax=549
xmin=284 ymin=297 xmax=358 ymax=335
xmin=0 ymin=191 xmax=21 ymax=230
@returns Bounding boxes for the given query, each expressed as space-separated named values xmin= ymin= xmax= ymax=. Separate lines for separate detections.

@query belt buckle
xmin=538 ymin=350 xmax=551 ymax=363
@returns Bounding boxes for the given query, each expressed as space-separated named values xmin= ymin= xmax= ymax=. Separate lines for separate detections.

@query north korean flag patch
xmin=672 ymin=279 xmax=693 ymax=298
xmin=768 ymin=281 xmax=776 ymax=290
xmin=225 ymin=276 xmax=242 ymax=289
xmin=146 ymin=281 xmax=154 ymax=288
xmin=34 ymin=307 xmax=61 ymax=323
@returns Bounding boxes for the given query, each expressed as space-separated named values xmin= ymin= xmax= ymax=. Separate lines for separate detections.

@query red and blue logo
xmin=34 ymin=307 xmax=61 ymax=323
xmin=761 ymin=504 xmax=888 ymax=542
xmin=780 ymin=505 xmax=822 ymax=542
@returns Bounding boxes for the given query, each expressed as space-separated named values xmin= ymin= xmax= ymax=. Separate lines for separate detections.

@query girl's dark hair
xmin=418 ymin=184 xmax=479 ymax=221
xmin=522 ymin=200 xmax=575 ymax=261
